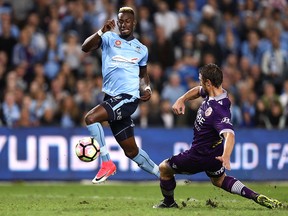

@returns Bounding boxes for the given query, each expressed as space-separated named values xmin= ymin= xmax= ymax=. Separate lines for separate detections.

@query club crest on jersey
xmin=135 ymin=46 xmax=141 ymax=53
xmin=205 ymin=107 xmax=213 ymax=116
xmin=114 ymin=40 xmax=122 ymax=48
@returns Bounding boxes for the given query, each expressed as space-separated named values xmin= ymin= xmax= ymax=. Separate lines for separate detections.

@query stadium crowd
xmin=0 ymin=0 xmax=288 ymax=129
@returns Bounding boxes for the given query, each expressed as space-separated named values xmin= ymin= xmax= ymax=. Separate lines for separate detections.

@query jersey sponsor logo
xmin=196 ymin=112 xmax=205 ymax=126
xmin=221 ymin=117 xmax=232 ymax=125
xmin=111 ymin=55 xmax=137 ymax=64
xmin=205 ymin=107 xmax=213 ymax=116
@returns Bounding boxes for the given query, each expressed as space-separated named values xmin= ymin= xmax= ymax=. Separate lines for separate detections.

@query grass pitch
xmin=0 ymin=181 xmax=287 ymax=216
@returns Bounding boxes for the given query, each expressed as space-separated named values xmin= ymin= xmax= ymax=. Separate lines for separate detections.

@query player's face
xmin=117 ymin=12 xmax=135 ymax=37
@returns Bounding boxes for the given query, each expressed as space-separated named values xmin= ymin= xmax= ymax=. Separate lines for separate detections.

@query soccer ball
xmin=75 ymin=137 xmax=100 ymax=162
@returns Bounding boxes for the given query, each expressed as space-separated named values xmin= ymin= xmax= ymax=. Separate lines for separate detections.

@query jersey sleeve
xmin=100 ymin=31 xmax=112 ymax=49
xmin=213 ymin=103 xmax=234 ymax=137
xmin=138 ymin=46 xmax=148 ymax=67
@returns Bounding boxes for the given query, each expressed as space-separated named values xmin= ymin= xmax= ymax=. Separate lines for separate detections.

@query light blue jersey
xmin=101 ymin=31 xmax=148 ymax=98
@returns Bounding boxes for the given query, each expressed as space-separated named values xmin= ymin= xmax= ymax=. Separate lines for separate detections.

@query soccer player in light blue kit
xmin=81 ymin=7 xmax=159 ymax=183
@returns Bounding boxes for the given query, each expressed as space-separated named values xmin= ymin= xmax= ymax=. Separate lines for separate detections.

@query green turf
xmin=0 ymin=181 xmax=287 ymax=216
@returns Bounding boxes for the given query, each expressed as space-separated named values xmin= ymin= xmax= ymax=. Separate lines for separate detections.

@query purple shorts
xmin=168 ymin=146 xmax=225 ymax=178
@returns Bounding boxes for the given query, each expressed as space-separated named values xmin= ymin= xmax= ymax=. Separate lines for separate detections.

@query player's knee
xmin=210 ymin=176 xmax=224 ymax=188
xmin=84 ymin=112 xmax=95 ymax=125
xmin=159 ymin=160 xmax=170 ymax=175
xmin=124 ymin=149 xmax=138 ymax=159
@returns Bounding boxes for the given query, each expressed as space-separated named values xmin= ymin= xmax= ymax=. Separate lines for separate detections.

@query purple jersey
xmin=192 ymin=87 xmax=234 ymax=155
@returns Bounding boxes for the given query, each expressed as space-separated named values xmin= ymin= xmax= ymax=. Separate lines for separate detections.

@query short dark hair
xmin=119 ymin=6 xmax=135 ymax=16
xmin=199 ymin=63 xmax=223 ymax=88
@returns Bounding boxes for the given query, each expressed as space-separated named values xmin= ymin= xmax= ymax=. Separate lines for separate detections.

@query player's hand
xmin=102 ymin=20 xmax=116 ymax=32
xmin=140 ymin=89 xmax=151 ymax=102
xmin=215 ymin=155 xmax=231 ymax=170
xmin=172 ymin=98 xmax=185 ymax=115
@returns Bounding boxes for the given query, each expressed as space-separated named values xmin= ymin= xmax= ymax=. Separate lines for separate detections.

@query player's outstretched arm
xmin=139 ymin=66 xmax=152 ymax=102
xmin=82 ymin=20 xmax=116 ymax=52
xmin=216 ymin=132 xmax=235 ymax=170
xmin=172 ymin=86 xmax=201 ymax=115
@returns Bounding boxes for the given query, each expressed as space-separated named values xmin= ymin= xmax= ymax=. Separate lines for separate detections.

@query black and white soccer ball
xmin=75 ymin=137 xmax=100 ymax=162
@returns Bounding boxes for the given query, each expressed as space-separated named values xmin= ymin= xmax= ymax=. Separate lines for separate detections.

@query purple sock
xmin=221 ymin=176 xmax=258 ymax=200
xmin=160 ymin=177 xmax=176 ymax=204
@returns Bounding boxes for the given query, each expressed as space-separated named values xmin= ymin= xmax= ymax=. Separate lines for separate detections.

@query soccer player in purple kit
xmin=153 ymin=63 xmax=283 ymax=209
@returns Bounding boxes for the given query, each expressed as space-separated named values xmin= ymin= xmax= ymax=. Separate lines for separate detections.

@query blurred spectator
xmin=149 ymin=25 xmax=175 ymax=70
xmin=25 ymin=12 xmax=47 ymax=62
xmin=218 ymin=25 xmax=240 ymax=59
xmin=148 ymin=63 xmax=165 ymax=94
xmin=16 ymin=94 xmax=39 ymax=127
xmin=171 ymin=57 xmax=199 ymax=90
xmin=186 ymin=0 xmax=202 ymax=34
xmin=146 ymin=90 xmax=163 ymax=126
xmin=240 ymin=30 xmax=264 ymax=66
xmin=79 ymin=56 xmax=99 ymax=79
xmin=40 ymin=107 xmax=59 ymax=126
xmin=0 ymin=17 xmax=17 ymax=69
xmin=241 ymin=89 xmax=258 ymax=127
xmin=201 ymin=27 xmax=223 ymax=66
xmin=238 ymin=10 xmax=257 ymax=42
xmin=57 ymin=63 xmax=77 ymax=93
xmin=229 ymin=93 xmax=243 ymax=128
xmin=135 ymin=5 xmax=155 ymax=41
xmin=96 ymin=1 xmax=118 ymax=33
xmin=46 ymin=76 xmax=69 ymax=111
xmin=63 ymin=0 xmax=93 ymax=43
xmin=199 ymin=4 xmax=222 ymax=34
xmin=5 ymin=0 xmax=34 ymax=25
xmin=174 ymin=0 xmax=186 ymax=18
xmin=47 ymin=19 xmax=64 ymax=46
xmin=43 ymin=33 xmax=64 ymax=80
xmin=55 ymin=94 xmax=81 ymax=128
xmin=29 ymin=63 xmax=50 ymax=91
xmin=261 ymin=26 xmax=288 ymax=94
xmin=133 ymin=102 xmax=163 ymax=128
xmin=0 ymin=51 xmax=8 ymax=98
xmin=258 ymin=82 xmax=283 ymax=129
xmin=74 ymin=79 xmax=96 ymax=114
xmin=60 ymin=30 xmax=83 ymax=74
xmin=1 ymin=91 xmax=21 ymax=127
xmin=12 ymin=27 xmax=35 ymax=67
xmin=159 ymin=99 xmax=174 ymax=128
xmin=248 ymin=64 xmax=264 ymax=96
xmin=161 ymin=72 xmax=186 ymax=105
xmin=279 ymin=80 xmax=288 ymax=127
xmin=154 ymin=0 xmax=179 ymax=39
xmin=0 ymin=3 xmax=19 ymax=38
